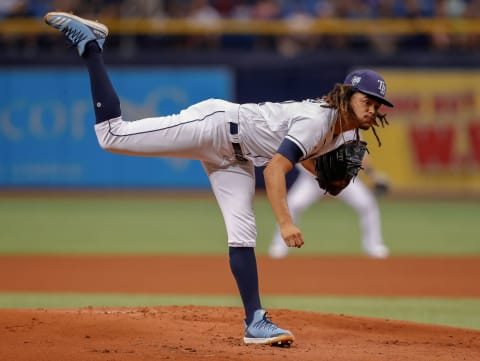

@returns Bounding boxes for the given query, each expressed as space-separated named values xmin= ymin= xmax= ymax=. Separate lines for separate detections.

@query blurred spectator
xmin=0 ymin=0 xmax=39 ymax=56
xmin=230 ymin=0 xmax=255 ymax=19
xmin=431 ymin=0 xmax=470 ymax=51
xmin=186 ymin=0 xmax=222 ymax=48
xmin=120 ymin=0 xmax=166 ymax=19
xmin=1 ymin=0 xmax=480 ymax=56
xmin=250 ymin=0 xmax=282 ymax=50
xmin=277 ymin=1 xmax=318 ymax=57
xmin=0 ymin=0 xmax=32 ymax=18
xmin=463 ymin=0 xmax=480 ymax=50
xmin=189 ymin=0 xmax=221 ymax=21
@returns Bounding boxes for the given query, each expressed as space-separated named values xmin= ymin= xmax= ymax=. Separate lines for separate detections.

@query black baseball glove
xmin=315 ymin=140 xmax=368 ymax=196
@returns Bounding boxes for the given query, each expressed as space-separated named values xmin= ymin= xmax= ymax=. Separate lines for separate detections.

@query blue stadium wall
xmin=1 ymin=51 xmax=477 ymax=189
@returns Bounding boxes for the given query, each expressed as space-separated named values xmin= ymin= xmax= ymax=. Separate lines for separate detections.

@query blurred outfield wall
xmin=1 ymin=66 xmax=479 ymax=195
xmin=0 ymin=67 xmax=232 ymax=188
xmin=362 ymin=69 xmax=480 ymax=196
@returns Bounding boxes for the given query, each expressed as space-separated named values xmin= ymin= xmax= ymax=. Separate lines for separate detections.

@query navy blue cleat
xmin=44 ymin=12 xmax=108 ymax=56
xmin=244 ymin=309 xmax=294 ymax=346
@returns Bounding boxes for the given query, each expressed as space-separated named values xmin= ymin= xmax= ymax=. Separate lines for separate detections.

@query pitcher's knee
xmin=94 ymin=117 xmax=122 ymax=152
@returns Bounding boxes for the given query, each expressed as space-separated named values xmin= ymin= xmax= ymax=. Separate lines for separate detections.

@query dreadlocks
xmin=320 ymin=84 xmax=389 ymax=146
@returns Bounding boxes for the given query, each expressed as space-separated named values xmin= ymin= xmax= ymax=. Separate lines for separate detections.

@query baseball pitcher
xmin=44 ymin=11 xmax=394 ymax=347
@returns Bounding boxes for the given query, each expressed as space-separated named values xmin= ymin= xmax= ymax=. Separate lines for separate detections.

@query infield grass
xmin=0 ymin=293 xmax=478 ymax=331
xmin=0 ymin=194 xmax=479 ymax=255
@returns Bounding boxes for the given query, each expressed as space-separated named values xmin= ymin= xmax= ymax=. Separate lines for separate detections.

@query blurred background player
xmin=269 ymin=141 xmax=390 ymax=259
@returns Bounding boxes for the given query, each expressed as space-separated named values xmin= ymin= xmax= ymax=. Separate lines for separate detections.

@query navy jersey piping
xmin=284 ymin=135 xmax=307 ymax=155
xmin=107 ymin=110 xmax=224 ymax=137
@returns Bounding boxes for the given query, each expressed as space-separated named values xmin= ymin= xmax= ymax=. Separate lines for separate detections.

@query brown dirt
xmin=1 ymin=255 xmax=479 ymax=361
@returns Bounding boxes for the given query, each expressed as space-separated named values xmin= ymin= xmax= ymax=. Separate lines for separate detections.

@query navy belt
xmin=229 ymin=122 xmax=247 ymax=162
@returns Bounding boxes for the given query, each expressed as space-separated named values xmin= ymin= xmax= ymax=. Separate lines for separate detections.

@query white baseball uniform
xmin=95 ymin=98 xmax=351 ymax=247
xmin=44 ymin=10 xmax=395 ymax=343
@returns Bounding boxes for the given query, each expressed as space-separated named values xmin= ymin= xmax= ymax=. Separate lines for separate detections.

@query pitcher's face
xmin=350 ymin=92 xmax=381 ymax=130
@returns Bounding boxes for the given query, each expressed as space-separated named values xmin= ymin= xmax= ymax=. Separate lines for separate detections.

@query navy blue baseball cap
xmin=343 ymin=69 xmax=394 ymax=107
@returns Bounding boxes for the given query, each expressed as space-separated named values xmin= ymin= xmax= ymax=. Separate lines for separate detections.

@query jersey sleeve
xmin=282 ymin=102 xmax=335 ymax=160
xmin=283 ymin=119 xmax=328 ymax=160
xmin=276 ymin=138 xmax=304 ymax=165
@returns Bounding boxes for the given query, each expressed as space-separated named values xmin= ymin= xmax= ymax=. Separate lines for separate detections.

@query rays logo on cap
xmin=343 ymin=69 xmax=394 ymax=107
xmin=377 ymin=80 xmax=386 ymax=96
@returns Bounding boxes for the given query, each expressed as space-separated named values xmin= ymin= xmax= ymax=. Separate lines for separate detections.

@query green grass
xmin=0 ymin=194 xmax=478 ymax=255
xmin=0 ymin=196 xmax=226 ymax=254
xmin=0 ymin=293 xmax=478 ymax=331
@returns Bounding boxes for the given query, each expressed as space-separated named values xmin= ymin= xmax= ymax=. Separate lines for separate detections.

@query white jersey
xmin=238 ymin=99 xmax=342 ymax=166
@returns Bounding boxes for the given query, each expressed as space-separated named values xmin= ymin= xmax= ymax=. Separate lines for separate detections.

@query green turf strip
xmin=1 ymin=197 xmax=479 ymax=255
xmin=0 ymin=293 xmax=478 ymax=331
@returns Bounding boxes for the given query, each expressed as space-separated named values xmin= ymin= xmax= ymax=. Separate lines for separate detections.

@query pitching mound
xmin=1 ymin=255 xmax=479 ymax=360
xmin=1 ymin=305 xmax=479 ymax=361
